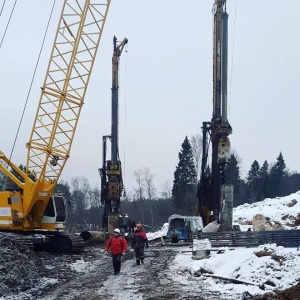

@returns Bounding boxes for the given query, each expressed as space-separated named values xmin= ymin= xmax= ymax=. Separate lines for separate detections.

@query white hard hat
xmin=114 ymin=228 xmax=120 ymax=234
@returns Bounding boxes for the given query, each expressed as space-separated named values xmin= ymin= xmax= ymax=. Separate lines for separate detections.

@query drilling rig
xmin=197 ymin=0 xmax=233 ymax=231
xmin=99 ymin=36 xmax=128 ymax=234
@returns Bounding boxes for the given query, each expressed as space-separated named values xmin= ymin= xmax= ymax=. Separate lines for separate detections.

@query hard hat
xmin=114 ymin=228 xmax=120 ymax=234
xmin=136 ymin=223 xmax=142 ymax=229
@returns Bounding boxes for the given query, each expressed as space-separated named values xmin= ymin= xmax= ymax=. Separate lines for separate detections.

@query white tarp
xmin=167 ymin=214 xmax=203 ymax=233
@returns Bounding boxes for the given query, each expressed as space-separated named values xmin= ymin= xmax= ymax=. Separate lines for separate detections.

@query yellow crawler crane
xmin=0 ymin=0 xmax=111 ymax=253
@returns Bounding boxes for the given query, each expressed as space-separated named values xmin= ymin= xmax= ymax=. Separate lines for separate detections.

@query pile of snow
xmin=166 ymin=191 xmax=300 ymax=297
xmin=171 ymin=244 xmax=300 ymax=297
xmin=234 ymin=191 xmax=300 ymax=230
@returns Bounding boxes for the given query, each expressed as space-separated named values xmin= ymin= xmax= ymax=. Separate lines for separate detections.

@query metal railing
xmin=195 ymin=230 xmax=300 ymax=248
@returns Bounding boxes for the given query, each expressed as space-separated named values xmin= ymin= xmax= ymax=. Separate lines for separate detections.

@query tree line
xmin=57 ymin=136 xmax=299 ymax=232
xmin=1 ymin=135 xmax=299 ymax=231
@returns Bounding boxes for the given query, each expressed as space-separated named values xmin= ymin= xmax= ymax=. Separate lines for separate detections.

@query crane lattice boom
xmin=24 ymin=0 xmax=111 ymax=209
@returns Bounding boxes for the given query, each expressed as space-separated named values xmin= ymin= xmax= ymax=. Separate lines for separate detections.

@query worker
xmin=131 ymin=223 xmax=148 ymax=265
xmin=130 ymin=220 xmax=136 ymax=233
xmin=105 ymin=228 xmax=127 ymax=275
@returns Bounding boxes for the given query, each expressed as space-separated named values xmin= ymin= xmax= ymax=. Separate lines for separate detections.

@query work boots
xmin=136 ymin=259 xmax=140 ymax=265
xmin=141 ymin=258 xmax=144 ymax=264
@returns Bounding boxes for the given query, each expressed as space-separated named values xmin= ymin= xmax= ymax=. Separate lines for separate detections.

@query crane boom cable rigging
xmin=0 ymin=0 xmax=17 ymax=49
xmin=0 ymin=0 xmax=7 ymax=17
xmin=23 ymin=0 xmax=111 ymax=218
xmin=26 ymin=1 xmax=110 ymax=188
xmin=0 ymin=0 xmax=57 ymax=188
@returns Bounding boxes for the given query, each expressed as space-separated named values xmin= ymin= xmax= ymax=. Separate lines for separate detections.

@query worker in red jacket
xmin=131 ymin=223 xmax=148 ymax=265
xmin=105 ymin=228 xmax=127 ymax=275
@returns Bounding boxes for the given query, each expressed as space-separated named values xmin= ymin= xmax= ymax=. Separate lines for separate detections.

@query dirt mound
xmin=0 ymin=233 xmax=45 ymax=297
xmin=0 ymin=232 xmax=84 ymax=299
xmin=255 ymin=281 xmax=300 ymax=300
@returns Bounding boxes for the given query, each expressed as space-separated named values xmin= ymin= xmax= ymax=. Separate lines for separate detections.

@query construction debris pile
xmin=0 ymin=233 xmax=44 ymax=297
xmin=0 ymin=233 xmax=83 ymax=299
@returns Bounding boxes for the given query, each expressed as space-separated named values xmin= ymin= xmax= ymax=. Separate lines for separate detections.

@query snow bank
xmin=233 ymin=191 xmax=300 ymax=229
xmin=170 ymin=243 xmax=300 ymax=297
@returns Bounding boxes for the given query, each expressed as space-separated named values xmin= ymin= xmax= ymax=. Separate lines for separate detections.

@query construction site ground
xmin=0 ymin=234 xmax=299 ymax=300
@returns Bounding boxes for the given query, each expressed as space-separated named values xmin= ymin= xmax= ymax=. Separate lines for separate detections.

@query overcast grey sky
xmin=1 ymin=1 xmax=299 ymax=195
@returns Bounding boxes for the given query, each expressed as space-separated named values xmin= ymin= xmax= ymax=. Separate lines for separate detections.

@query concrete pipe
xmin=80 ymin=231 xmax=106 ymax=244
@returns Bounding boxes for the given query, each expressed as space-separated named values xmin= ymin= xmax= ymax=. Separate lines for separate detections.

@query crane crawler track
xmin=5 ymin=231 xmax=85 ymax=254
xmin=38 ymin=232 xmax=85 ymax=254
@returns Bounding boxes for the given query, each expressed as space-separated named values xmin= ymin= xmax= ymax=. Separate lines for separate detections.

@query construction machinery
xmin=99 ymin=36 xmax=128 ymax=234
xmin=0 ymin=0 xmax=111 ymax=253
xmin=197 ymin=0 xmax=233 ymax=230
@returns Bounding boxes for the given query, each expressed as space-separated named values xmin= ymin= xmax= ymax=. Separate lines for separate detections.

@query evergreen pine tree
xmin=260 ymin=160 xmax=270 ymax=199
xmin=224 ymin=153 xmax=244 ymax=206
xmin=172 ymin=136 xmax=197 ymax=215
xmin=269 ymin=152 xmax=287 ymax=197
xmin=247 ymin=160 xmax=262 ymax=203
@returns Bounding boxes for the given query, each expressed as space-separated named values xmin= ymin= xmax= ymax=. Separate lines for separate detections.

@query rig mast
xmin=99 ymin=36 xmax=128 ymax=234
xmin=197 ymin=0 xmax=233 ymax=230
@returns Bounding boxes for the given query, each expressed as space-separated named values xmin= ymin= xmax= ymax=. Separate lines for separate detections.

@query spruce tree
xmin=224 ymin=153 xmax=244 ymax=206
xmin=260 ymin=160 xmax=270 ymax=199
xmin=247 ymin=160 xmax=262 ymax=203
xmin=172 ymin=136 xmax=197 ymax=215
xmin=269 ymin=152 xmax=287 ymax=197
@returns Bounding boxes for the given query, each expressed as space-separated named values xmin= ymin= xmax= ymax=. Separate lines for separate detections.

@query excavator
xmin=0 ymin=0 xmax=111 ymax=253
xmin=196 ymin=0 xmax=234 ymax=231
xmin=99 ymin=36 xmax=128 ymax=235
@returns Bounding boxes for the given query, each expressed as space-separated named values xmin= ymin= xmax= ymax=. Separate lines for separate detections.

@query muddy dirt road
xmin=37 ymin=244 xmax=233 ymax=300
xmin=1 ymin=234 xmax=298 ymax=300
xmin=1 ymin=240 xmax=243 ymax=300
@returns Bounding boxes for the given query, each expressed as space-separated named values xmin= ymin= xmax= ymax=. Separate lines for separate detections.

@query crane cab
xmin=40 ymin=194 xmax=66 ymax=231
xmin=0 ymin=190 xmax=66 ymax=231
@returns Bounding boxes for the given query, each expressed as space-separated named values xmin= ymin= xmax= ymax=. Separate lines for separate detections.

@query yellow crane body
xmin=0 ymin=0 xmax=111 ymax=252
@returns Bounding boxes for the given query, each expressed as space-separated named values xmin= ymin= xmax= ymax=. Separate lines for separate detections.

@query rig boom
xmin=197 ymin=0 xmax=233 ymax=230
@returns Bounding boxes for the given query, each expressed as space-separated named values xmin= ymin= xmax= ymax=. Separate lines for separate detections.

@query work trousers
xmin=134 ymin=247 xmax=145 ymax=265
xmin=112 ymin=253 xmax=122 ymax=274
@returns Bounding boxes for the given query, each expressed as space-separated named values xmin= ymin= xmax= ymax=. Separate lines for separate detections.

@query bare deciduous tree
xmin=161 ymin=180 xmax=172 ymax=199
xmin=133 ymin=169 xmax=144 ymax=201
xmin=132 ymin=167 xmax=156 ymax=201
xmin=142 ymin=167 xmax=156 ymax=200
xmin=190 ymin=134 xmax=203 ymax=180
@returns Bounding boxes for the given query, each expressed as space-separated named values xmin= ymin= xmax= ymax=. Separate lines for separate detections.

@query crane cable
xmin=228 ymin=0 xmax=238 ymax=119
xmin=5 ymin=0 xmax=57 ymax=171
xmin=0 ymin=0 xmax=7 ymax=17
xmin=0 ymin=0 xmax=17 ymax=49
xmin=122 ymin=42 xmax=129 ymax=197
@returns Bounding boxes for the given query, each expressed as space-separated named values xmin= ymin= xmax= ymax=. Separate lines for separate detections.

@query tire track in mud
xmin=39 ymin=245 xmax=225 ymax=300
xmin=39 ymin=249 xmax=112 ymax=300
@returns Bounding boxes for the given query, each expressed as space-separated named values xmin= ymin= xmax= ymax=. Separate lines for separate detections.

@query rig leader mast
xmin=99 ymin=36 xmax=128 ymax=234
xmin=197 ymin=0 xmax=233 ymax=230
